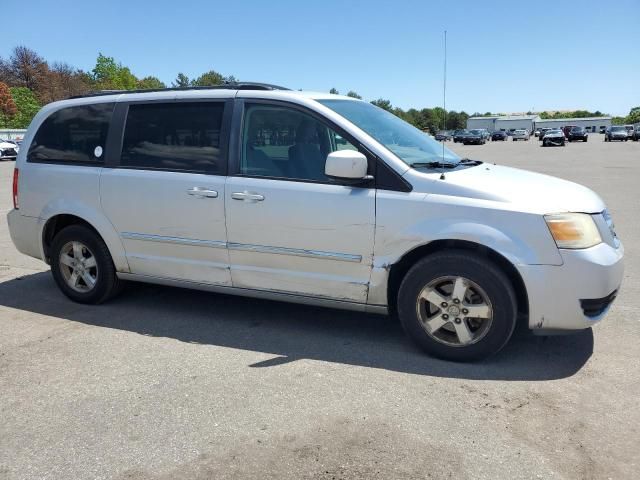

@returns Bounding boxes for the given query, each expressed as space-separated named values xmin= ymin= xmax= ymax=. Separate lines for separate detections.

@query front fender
xmin=368 ymin=192 xmax=563 ymax=306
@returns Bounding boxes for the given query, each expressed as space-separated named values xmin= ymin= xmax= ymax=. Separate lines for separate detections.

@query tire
xmin=584 ymin=137 xmax=588 ymax=142
xmin=50 ymin=225 xmax=121 ymax=304
xmin=397 ymin=251 xmax=518 ymax=362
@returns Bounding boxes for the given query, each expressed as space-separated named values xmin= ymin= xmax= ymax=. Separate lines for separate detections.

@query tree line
xmin=1 ymin=45 xmax=637 ymax=130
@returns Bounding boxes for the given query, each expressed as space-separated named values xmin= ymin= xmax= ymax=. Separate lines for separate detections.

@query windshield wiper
xmin=409 ymin=161 xmax=458 ymax=169
xmin=410 ymin=158 xmax=483 ymax=169
xmin=457 ymin=158 xmax=483 ymax=165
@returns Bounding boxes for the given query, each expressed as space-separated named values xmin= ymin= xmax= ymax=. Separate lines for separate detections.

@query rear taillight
xmin=12 ymin=168 xmax=19 ymax=209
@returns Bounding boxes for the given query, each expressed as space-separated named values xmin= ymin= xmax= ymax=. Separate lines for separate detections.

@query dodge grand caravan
xmin=7 ymin=83 xmax=624 ymax=361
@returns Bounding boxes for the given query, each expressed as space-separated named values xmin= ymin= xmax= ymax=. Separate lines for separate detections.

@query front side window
xmin=121 ymin=102 xmax=225 ymax=173
xmin=318 ymin=99 xmax=460 ymax=166
xmin=241 ymin=104 xmax=358 ymax=182
xmin=28 ymin=103 xmax=114 ymax=163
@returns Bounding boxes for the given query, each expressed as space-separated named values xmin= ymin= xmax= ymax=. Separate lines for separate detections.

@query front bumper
xmin=517 ymin=241 xmax=624 ymax=331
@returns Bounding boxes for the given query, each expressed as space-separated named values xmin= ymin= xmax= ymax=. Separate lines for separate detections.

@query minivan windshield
xmin=318 ymin=99 xmax=461 ymax=166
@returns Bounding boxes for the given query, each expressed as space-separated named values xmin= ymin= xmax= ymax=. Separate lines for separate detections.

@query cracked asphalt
xmin=0 ymin=135 xmax=638 ymax=479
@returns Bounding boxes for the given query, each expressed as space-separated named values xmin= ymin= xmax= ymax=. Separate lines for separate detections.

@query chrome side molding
xmin=227 ymin=242 xmax=362 ymax=263
xmin=121 ymin=232 xmax=227 ymax=249
xmin=120 ymin=233 xmax=362 ymax=263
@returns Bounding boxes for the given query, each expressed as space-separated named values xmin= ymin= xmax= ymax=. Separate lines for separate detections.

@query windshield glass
xmin=611 ymin=126 xmax=625 ymax=131
xmin=318 ymin=99 xmax=460 ymax=165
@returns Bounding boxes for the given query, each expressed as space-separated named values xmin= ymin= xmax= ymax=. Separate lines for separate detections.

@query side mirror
xmin=325 ymin=150 xmax=370 ymax=182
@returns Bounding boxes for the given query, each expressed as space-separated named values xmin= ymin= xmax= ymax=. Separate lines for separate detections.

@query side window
xmin=28 ymin=103 xmax=114 ymax=163
xmin=241 ymin=104 xmax=358 ymax=182
xmin=121 ymin=102 xmax=225 ymax=173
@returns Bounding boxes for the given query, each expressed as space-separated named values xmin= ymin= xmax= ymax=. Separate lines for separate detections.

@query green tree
xmin=370 ymin=98 xmax=393 ymax=112
xmin=191 ymin=70 xmax=225 ymax=86
xmin=0 ymin=82 xmax=17 ymax=127
xmin=172 ymin=73 xmax=190 ymax=87
xmin=329 ymin=87 xmax=339 ymax=94
xmin=92 ymin=53 xmax=138 ymax=90
xmin=626 ymin=107 xmax=640 ymax=124
xmin=137 ymin=76 xmax=166 ymax=89
xmin=346 ymin=90 xmax=362 ymax=99
xmin=8 ymin=87 xmax=40 ymax=128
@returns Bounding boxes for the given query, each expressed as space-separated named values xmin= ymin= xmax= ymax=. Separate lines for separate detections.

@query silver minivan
xmin=7 ymin=83 xmax=624 ymax=361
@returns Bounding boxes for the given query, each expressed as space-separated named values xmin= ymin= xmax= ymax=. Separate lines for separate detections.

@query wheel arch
xmin=386 ymin=239 xmax=528 ymax=319
xmin=42 ymin=214 xmax=99 ymax=262
xmin=40 ymin=211 xmax=129 ymax=272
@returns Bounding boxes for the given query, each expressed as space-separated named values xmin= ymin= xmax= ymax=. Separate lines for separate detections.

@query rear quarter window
xmin=119 ymin=102 xmax=225 ymax=174
xmin=28 ymin=103 xmax=114 ymax=164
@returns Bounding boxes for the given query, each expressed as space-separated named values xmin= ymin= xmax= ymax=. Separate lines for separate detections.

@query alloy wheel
xmin=415 ymin=276 xmax=493 ymax=347
xmin=58 ymin=241 xmax=99 ymax=293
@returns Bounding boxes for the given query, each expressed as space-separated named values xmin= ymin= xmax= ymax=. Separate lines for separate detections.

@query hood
xmin=408 ymin=163 xmax=606 ymax=214
xmin=0 ymin=141 xmax=16 ymax=149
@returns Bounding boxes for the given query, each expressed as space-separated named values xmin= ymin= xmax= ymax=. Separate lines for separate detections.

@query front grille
xmin=1 ymin=148 xmax=17 ymax=156
xmin=580 ymin=290 xmax=618 ymax=318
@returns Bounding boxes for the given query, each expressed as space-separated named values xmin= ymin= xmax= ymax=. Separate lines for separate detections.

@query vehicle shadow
xmin=0 ymin=272 xmax=593 ymax=381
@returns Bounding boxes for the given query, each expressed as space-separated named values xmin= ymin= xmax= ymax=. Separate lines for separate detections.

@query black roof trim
xmin=69 ymin=82 xmax=290 ymax=99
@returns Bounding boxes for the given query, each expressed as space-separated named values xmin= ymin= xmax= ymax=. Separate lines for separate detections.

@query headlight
xmin=544 ymin=213 xmax=602 ymax=249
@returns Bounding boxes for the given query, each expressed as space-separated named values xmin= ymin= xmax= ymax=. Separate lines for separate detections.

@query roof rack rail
xmin=69 ymin=82 xmax=290 ymax=99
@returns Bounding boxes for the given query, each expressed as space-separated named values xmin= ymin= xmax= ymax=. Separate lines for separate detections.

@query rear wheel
xmin=50 ymin=225 xmax=121 ymax=304
xmin=397 ymin=251 xmax=518 ymax=362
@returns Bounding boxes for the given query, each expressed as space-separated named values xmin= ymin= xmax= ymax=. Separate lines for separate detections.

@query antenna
xmin=440 ymin=30 xmax=447 ymax=180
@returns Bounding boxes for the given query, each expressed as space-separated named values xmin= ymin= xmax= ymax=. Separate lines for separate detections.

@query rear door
xmin=100 ymin=98 xmax=232 ymax=285
xmin=224 ymin=100 xmax=375 ymax=303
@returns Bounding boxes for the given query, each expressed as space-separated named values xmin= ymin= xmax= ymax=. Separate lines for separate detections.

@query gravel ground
xmin=0 ymin=135 xmax=638 ymax=479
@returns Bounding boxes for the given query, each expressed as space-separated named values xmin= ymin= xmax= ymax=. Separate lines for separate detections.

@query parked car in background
xmin=453 ymin=129 xmax=469 ymax=143
xmin=599 ymin=126 xmax=607 ymax=134
xmin=435 ymin=130 xmax=452 ymax=141
xmin=632 ymin=126 xmax=640 ymax=141
xmin=562 ymin=126 xmax=577 ymax=138
xmin=512 ymin=129 xmax=530 ymax=141
xmin=8 ymin=84 xmax=623 ymax=361
xmin=491 ymin=130 xmax=509 ymax=141
xmin=624 ymin=125 xmax=634 ymax=139
xmin=478 ymin=129 xmax=491 ymax=141
xmin=463 ymin=129 xmax=487 ymax=145
xmin=0 ymin=139 xmax=18 ymax=160
xmin=534 ymin=128 xmax=541 ymax=137
xmin=541 ymin=129 xmax=566 ymax=146
xmin=538 ymin=128 xmax=551 ymax=140
xmin=568 ymin=127 xmax=588 ymax=142
xmin=605 ymin=126 xmax=629 ymax=142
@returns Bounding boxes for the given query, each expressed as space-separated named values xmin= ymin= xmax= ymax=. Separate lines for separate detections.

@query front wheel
xmin=50 ymin=225 xmax=122 ymax=304
xmin=397 ymin=251 xmax=517 ymax=362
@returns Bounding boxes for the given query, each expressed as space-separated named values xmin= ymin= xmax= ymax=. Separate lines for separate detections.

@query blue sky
xmin=3 ymin=0 xmax=639 ymax=115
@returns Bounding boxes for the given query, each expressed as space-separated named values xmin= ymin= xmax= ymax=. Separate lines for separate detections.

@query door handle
xmin=231 ymin=191 xmax=265 ymax=202
xmin=187 ymin=187 xmax=218 ymax=198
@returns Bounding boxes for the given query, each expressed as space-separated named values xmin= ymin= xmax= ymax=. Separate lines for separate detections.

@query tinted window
xmin=121 ymin=102 xmax=225 ymax=173
xmin=28 ymin=103 xmax=114 ymax=163
xmin=241 ymin=104 xmax=358 ymax=182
